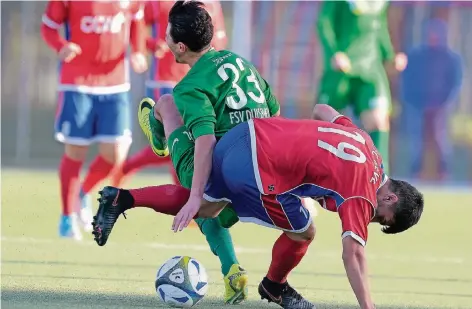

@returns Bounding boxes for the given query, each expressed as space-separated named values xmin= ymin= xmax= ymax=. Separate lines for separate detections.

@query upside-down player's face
xmin=166 ymin=23 xmax=186 ymax=64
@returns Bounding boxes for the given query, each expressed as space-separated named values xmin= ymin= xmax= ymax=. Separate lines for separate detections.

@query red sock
xmin=122 ymin=146 xmax=171 ymax=175
xmin=129 ymin=185 xmax=190 ymax=215
xmin=81 ymin=156 xmax=114 ymax=194
xmin=267 ymin=233 xmax=312 ymax=283
xmin=59 ymin=155 xmax=83 ymax=215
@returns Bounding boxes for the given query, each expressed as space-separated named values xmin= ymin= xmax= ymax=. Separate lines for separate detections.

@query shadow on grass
xmin=3 ymin=259 xmax=472 ymax=285
xmin=0 ymin=288 xmax=463 ymax=309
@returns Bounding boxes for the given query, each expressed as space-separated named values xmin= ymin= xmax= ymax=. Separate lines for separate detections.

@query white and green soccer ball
xmin=155 ymin=256 xmax=209 ymax=308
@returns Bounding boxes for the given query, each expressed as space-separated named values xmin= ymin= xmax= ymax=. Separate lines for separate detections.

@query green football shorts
xmin=168 ymin=126 xmax=239 ymax=228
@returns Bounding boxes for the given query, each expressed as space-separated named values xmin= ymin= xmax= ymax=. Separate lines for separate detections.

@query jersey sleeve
xmin=173 ymin=83 xmax=216 ymax=139
xmin=331 ymin=115 xmax=357 ymax=129
xmin=338 ymin=198 xmax=374 ymax=246
xmin=259 ymin=77 xmax=280 ymax=116
xmin=41 ymin=0 xmax=68 ymax=53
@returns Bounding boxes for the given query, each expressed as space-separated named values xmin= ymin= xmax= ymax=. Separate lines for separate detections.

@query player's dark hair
xmin=382 ymin=179 xmax=424 ymax=234
xmin=168 ymin=1 xmax=213 ymax=52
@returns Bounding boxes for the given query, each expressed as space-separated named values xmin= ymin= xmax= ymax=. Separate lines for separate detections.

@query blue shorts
xmin=145 ymin=86 xmax=173 ymax=100
xmin=54 ymin=91 xmax=131 ymax=145
xmin=204 ymin=122 xmax=312 ymax=233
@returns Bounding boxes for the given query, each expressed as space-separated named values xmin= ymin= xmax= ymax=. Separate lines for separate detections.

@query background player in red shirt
xmin=41 ymin=0 xmax=148 ymax=240
xmin=93 ymin=104 xmax=424 ymax=309
xmin=112 ymin=0 xmax=227 ymax=187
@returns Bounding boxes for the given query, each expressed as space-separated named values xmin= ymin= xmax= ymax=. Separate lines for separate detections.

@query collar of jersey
xmin=194 ymin=47 xmax=217 ymax=65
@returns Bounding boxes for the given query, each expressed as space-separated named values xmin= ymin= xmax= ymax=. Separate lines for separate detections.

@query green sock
xmin=195 ymin=217 xmax=238 ymax=276
xmin=369 ymin=130 xmax=390 ymax=174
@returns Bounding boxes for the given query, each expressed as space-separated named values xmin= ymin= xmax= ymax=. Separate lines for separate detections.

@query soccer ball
xmin=155 ymin=256 xmax=209 ymax=308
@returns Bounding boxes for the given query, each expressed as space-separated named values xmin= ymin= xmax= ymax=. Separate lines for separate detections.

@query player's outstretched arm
xmin=312 ymin=104 xmax=341 ymax=122
xmin=342 ymin=237 xmax=375 ymax=309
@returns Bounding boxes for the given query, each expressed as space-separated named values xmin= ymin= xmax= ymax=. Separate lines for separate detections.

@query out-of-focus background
xmin=2 ymin=1 xmax=472 ymax=182
xmin=2 ymin=2 xmax=472 ymax=309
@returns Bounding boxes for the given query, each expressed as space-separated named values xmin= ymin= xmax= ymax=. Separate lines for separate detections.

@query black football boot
xmin=92 ymin=186 xmax=133 ymax=246
xmin=258 ymin=277 xmax=315 ymax=309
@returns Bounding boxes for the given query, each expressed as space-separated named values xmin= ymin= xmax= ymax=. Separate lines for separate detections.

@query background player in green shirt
xmin=316 ymin=0 xmax=407 ymax=173
xmin=96 ymin=1 xmax=280 ymax=304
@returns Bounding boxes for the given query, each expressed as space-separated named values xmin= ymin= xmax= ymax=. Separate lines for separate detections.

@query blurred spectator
xmin=400 ymin=18 xmax=463 ymax=180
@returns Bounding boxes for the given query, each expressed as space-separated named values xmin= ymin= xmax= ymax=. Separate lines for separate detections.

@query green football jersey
xmin=173 ymin=49 xmax=280 ymax=139
xmin=317 ymin=0 xmax=395 ymax=76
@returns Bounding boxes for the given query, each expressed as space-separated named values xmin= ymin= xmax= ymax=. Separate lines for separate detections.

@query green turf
xmin=2 ymin=168 xmax=472 ymax=309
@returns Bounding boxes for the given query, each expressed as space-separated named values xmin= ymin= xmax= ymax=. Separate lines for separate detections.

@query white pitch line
xmin=1 ymin=236 xmax=467 ymax=265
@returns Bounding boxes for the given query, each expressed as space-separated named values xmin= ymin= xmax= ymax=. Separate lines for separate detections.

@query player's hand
xmin=131 ymin=52 xmax=148 ymax=74
xmin=172 ymin=197 xmax=201 ymax=233
xmin=332 ymin=52 xmax=352 ymax=73
xmin=394 ymin=52 xmax=408 ymax=71
xmin=154 ymin=40 xmax=169 ymax=59
xmin=58 ymin=42 xmax=82 ymax=63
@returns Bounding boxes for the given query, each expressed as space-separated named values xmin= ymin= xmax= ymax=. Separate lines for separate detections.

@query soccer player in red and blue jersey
xmin=93 ymin=104 xmax=423 ymax=309
xmin=41 ymin=0 xmax=147 ymax=240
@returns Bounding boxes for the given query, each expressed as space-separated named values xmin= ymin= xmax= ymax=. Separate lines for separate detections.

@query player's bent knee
xmin=360 ymin=109 xmax=390 ymax=132
xmin=64 ymin=144 xmax=88 ymax=161
xmin=157 ymin=94 xmax=174 ymax=105
xmin=285 ymin=223 xmax=316 ymax=242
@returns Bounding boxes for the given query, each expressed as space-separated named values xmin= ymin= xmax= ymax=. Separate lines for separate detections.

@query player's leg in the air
xmin=78 ymin=92 xmax=132 ymax=232
xmin=111 ymin=87 xmax=177 ymax=187
xmin=95 ymin=94 xmax=248 ymax=304
xmin=55 ymin=91 xmax=93 ymax=240
xmin=354 ymin=71 xmax=392 ymax=173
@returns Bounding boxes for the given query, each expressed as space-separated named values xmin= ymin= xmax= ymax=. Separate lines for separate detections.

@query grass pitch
xmin=2 ymin=168 xmax=472 ymax=309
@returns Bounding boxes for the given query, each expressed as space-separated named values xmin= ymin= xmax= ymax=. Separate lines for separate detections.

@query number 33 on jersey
xmin=172 ymin=49 xmax=280 ymax=140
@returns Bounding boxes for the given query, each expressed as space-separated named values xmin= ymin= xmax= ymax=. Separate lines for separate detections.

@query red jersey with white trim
xmin=145 ymin=0 xmax=227 ymax=87
xmin=41 ymin=0 xmax=145 ymax=94
xmin=250 ymin=116 xmax=387 ymax=245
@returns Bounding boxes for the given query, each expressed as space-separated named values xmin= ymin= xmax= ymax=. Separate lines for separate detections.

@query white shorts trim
xmin=57 ymin=84 xmax=130 ymax=95
xmin=55 ymin=133 xmax=132 ymax=146
xmin=239 ymin=215 xmax=313 ymax=234
xmin=247 ymin=119 xmax=264 ymax=194
xmin=202 ymin=193 xmax=231 ymax=203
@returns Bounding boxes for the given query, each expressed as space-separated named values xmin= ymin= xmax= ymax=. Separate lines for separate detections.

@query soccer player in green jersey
xmin=92 ymin=1 xmax=280 ymax=304
xmin=316 ymin=0 xmax=407 ymax=173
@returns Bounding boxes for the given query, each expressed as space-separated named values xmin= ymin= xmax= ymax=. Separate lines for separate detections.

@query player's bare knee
xmin=64 ymin=144 xmax=88 ymax=161
xmin=360 ymin=109 xmax=390 ymax=132
xmin=302 ymin=223 xmax=316 ymax=242
xmin=286 ymin=224 xmax=316 ymax=242
xmin=98 ymin=141 xmax=130 ymax=166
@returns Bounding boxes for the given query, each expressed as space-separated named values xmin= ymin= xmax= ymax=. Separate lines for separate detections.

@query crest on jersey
xmin=119 ymin=0 xmax=130 ymax=9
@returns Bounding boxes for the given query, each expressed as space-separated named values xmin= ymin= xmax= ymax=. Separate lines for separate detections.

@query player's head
xmin=167 ymin=1 xmax=214 ymax=64
xmin=375 ymin=178 xmax=424 ymax=234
